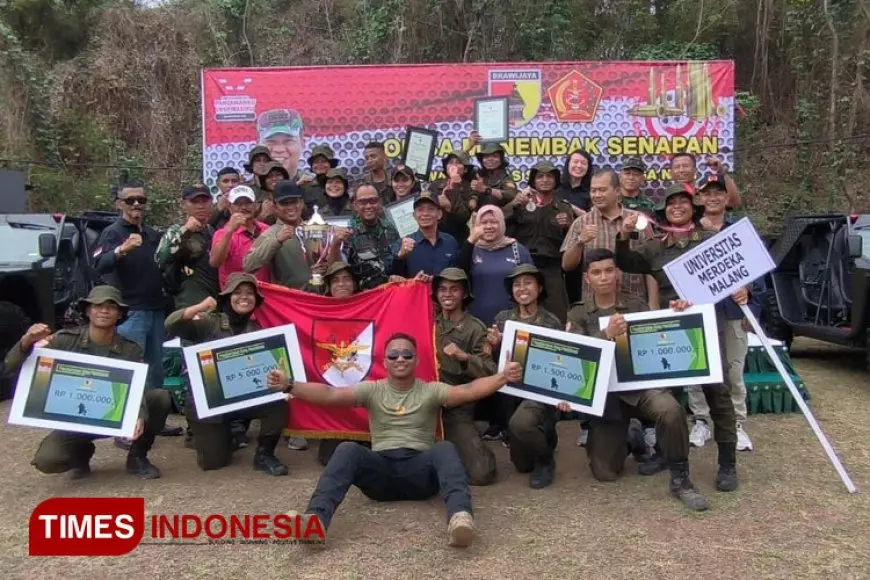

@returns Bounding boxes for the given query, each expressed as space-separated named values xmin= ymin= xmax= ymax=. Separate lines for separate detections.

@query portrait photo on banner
xmin=8 ymin=348 xmax=148 ymax=438
xmin=497 ymin=320 xmax=613 ymax=416
xmin=598 ymin=304 xmax=723 ymax=392
xmin=183 ymin=324 xmax=306 ymax=419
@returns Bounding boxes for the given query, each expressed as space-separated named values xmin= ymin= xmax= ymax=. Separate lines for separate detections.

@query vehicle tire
xmin=762 ymin=292 xmax=793 ymax=351
xmin=0 ymin=301 xmax=32 ymax=400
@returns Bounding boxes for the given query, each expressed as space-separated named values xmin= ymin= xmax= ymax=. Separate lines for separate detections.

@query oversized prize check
xmin=496 ymin=320 xmax=614 ymax=416
xmin=183 ymin=324 xmax=306 ymax=419
xmin=598 ymin=304 xmax=722 ymax=392
xmin=8 ymin=348 xmax=147 ymax=438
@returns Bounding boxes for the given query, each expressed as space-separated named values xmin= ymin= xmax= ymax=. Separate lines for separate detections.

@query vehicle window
xmin=0 ymin=224 xmax=53 ymax=262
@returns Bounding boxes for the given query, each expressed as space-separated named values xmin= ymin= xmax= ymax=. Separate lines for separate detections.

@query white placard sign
xmin=663 ymin=217 xmax=775 ymax=304
xmin=8 ymin=348 xmax=147 ymax=438
xmin=598 ymin=304 xmax=722 ymax=392
xmin=183 ymin=324 xmax=306 ymax=419
xmin=496 ymin=320 xmax=614 ymax=416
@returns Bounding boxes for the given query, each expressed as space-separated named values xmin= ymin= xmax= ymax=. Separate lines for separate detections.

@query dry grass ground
xmin=2 ymin=338 xmax=869 ymax=579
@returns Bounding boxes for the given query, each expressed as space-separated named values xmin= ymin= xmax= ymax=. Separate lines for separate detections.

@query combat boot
xmin=529 ymin=455 xmax=555 ymax=489
xmin=716 ymin=442 xmax=739 ymax=491
xmin=637 ymin=452 xmax=667 ymax=476
xmin=253 ymin=447 xmax=289 ymax=476
xmin=669 ymin=462 xmax=709 ymax=511
xmin=126 ymin=456 xmax=162 ymax=479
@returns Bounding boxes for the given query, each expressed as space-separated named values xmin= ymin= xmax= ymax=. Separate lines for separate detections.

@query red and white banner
xmin=254 ymin=280 xmax=438 ymax=439
xmin=201 ymin=61 xmax=735 ymax=196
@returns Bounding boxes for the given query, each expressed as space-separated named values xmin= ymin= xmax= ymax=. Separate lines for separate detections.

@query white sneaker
xmin=736 ymin=422 xmax=754 ymax=451
xmin=689 ymin=420 xmax=712 ymax=448
xmin=643 ymin=427 xmax=657 ymax=455
xmin=577 ymin=428 xmax=588 ymax=447
xmin=287 ymin=437 xmax=309 ymax=451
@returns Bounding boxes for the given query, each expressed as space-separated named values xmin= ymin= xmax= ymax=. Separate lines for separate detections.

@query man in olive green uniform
xmin=434 ymin=268 xmax=498 ymax=486
xmin=429 ymin=151 xmax=474 ymax=242
xmin=565 ymin=248 xmax=708 ymax=511
xmin=505 ymin=161 xmax=573 ymax=322
xmin=471 ymin=143 xmax=516 ymax=210
xmin=156 ymin=184 xmax=220 ymax=309
xmin=488 ymin=264 xmax=563 ymax=488
xmin=361 ymin=141 xmax=393 ymax=204
xmin=165 ymin=273 xmax=289 ymax=475
xmin=614 ymin=183 xmax=743 ymax=492
xmin=618 ymin=157 xmax=656 ymax=216
xmin=5 ymin=286 xmax=170 ymax=479
xmin=243 ymin=180 xmax=313 ymax=290
xmin=298 ymin=145 xmax=339 ymax=218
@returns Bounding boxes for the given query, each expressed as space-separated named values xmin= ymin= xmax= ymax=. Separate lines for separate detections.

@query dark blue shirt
xmin=391 ymin=230 xmax=458 ymax=277
xmin=93 ymin=218 xmax=164 ymax=310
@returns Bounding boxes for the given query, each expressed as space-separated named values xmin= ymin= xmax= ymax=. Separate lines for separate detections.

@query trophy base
xmin=309 ymin=274 xmax=324 ymax=287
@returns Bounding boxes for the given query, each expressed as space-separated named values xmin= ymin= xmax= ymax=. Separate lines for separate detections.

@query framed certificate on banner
xmin=497 ymin=321 xmax=614 ymax=416
xmin=474 ymin=97 xmax=509 ymax=143
xmin=385 ymin=197 xmax=419 ymax=238
xmin=324 ymin=216 xmax=351 ymax=229
xmin=8 ymin=349 xmax=147 ymax=438
xmin=598 ymin=304 xmax=722 ymax=392
xmin=402 ymin=127 xmax=438 ymax=179
xmin=183 ymin=324 xmax=306 ymax=419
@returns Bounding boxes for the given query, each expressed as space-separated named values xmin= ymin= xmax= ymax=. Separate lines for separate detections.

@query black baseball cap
xmin=413 ymin=191 xmax=440 ymax=209
xmin=273 ymin=180 xmax=304 ymax=202
xmin=183 ymin=184 xmax=212 ymax=200
xmin=697 ymin=173 xmax=727 ymax=192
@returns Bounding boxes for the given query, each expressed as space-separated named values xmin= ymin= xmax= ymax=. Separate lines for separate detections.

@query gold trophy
xmin=301 ymin=206 xmax=331 ymax=287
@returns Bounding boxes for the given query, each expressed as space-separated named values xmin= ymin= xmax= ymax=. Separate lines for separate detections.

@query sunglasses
xmin=355 ymin=197 xmax=379 ymax=206
xmin=386 ymin=350 xmax=415 ymax=361
xmin=121 ymin=196 xmax=148 ymax=206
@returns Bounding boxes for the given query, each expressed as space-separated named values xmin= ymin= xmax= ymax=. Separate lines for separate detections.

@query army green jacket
xmin=566 ymin=295 xmax=650 ymax=408
xmin=493 ymin=306 xmax=563 ymax=333
xmin=4 ymin=326 xmax=149 ymax=421
xmin=474 ymin=168 xmax=517 ymax=208
xmin=436 ymin=312 xmax=496 ymax=386
xmin=429 ymin=179 xmax=473 ymax=242
xmin=242 ymin=222 xmax=312 ymax=290
xmin=619 ymin=192 xmax=657 ymax=216
xmin=614 ymin=230 xmax=713 ymax=308
xmin=165 ymin=310 xmax=260 ymax=344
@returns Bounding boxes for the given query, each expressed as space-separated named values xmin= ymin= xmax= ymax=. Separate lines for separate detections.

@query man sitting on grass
xmin=266 ymin=332 xmax=522 ymax=548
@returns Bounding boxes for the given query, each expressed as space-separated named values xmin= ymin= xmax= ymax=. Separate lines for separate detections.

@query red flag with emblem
xmin=254 ymin=280 xmax=438 ymax=439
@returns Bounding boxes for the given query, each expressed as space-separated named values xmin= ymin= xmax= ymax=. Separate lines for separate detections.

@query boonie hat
xmin=504 ymin=263 xmax=548 ymax=302
xmin=78 ymin=285 xmax=129 ymax=323
xmin=432 ymin=267 xmax=473 ymax=306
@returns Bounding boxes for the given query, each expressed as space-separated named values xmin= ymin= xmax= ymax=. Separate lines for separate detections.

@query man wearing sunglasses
xmin=328 ymin=184 xmax=399 ymax=291
xmin=268 ymin=333 xmax=523 ymax=548
xmin=93 ymin=182 xmax=180 ymax=440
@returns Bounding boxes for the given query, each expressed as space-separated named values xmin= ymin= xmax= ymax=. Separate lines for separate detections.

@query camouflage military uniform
xmin=566 ymin=296 xmax=690 ymax=481
xmin=4 ymin=288 xmax=170 ymax=478
xmin=434 ymin=268 xmax=498 ymax=486
xmin=614 ymin=183 xmax=738 ymax=488
xmin=344 ymin=214 xmax=400 ymax=290
xmin=155 ymin=221 xmax=219 ymax=309
xmin=620 ymin=192 xmax=657 ymax=216
xmin=164 ymin=273 xmax=289 ymax=475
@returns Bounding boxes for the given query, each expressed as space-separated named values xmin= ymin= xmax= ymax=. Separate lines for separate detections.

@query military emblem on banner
xmin=488 ymin=69 xmax=542 ymax=128
xmin=314 ymin=320 xmax=374 ymax=387
xmin=547 ymin=70 xmax=603 ymax=123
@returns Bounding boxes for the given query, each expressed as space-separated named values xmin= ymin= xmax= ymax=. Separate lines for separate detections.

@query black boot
xmin=637 ymin=452 xmax=667 ymax=476
xmin=184 ymin=427 xmax=195 ymax=449
xmin=70 ymin=463 xmax=92 ymax=480
xmin=160 ymin=426 xmax=184 ymax=437
xmin=253 ymin=446 xmax=289 ymax=476
xmin=669 ymin=462 xmax=709 ymax=511
xmin=529 ymin=455 xmax=555 ymax=489
xmin=716 ymin=442 xmax=739 ymax=491
xmin=626 ymin=421 xmax=648 ymax=464
xmin=126 ymin=456 xmax=162 ymax=479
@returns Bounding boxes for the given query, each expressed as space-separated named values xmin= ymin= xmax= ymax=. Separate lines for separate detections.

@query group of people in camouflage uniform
xmin=5 ymin=132 xmax=760 ymax=547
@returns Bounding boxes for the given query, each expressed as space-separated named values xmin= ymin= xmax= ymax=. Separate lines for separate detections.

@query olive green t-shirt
xmin=353 ymin=379 xmax=451 ymax=452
